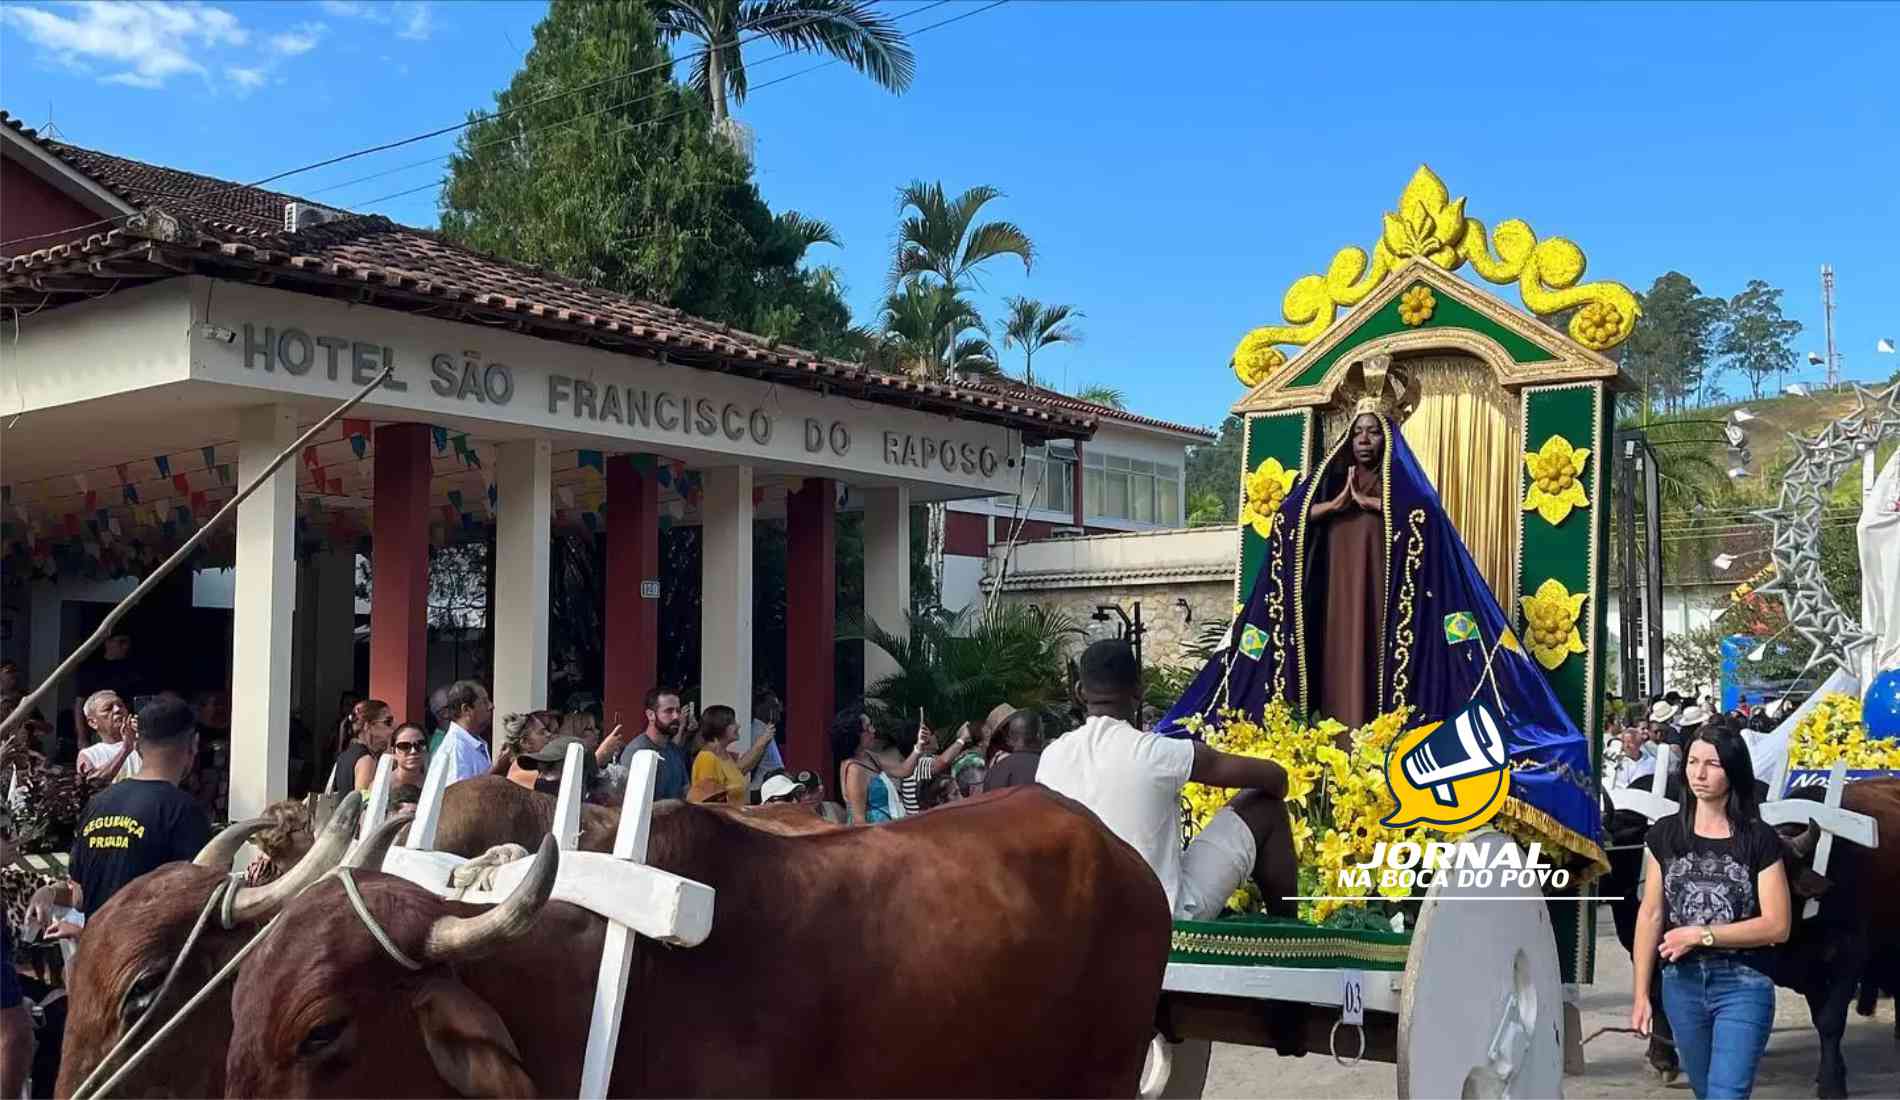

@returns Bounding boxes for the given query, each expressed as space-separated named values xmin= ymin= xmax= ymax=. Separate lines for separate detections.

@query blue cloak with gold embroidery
xmin=1159 ymin=413 xmax=1605 ymax=871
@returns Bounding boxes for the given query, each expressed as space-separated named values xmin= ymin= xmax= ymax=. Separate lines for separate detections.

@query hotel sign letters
xmin=238 ymin=322 xmax=1002 ymax=480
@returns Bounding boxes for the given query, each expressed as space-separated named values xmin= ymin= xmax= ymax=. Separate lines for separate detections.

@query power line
xmin=350 ymin=0 xmax=1006 ymax=214
xmin=0 ymin=1 xmax=972 ymax=250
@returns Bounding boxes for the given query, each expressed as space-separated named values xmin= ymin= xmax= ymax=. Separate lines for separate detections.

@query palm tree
xmin=888 ymin=180 xmax=1034 ymax=292
xmin=652 ymin=0 xmax=916 ymax=124
xmin=773 ymin=210 xmax=839 ymax=256
xmin=999 ymin=296 xmax=1082 ymax=387
xmin=870 ymin=282 xmax=997 ymax=379
xmin=860 ymin=603 xmax=1085 ymax=731
xmin=1074 ymin=383 xmax=1126 ymax=409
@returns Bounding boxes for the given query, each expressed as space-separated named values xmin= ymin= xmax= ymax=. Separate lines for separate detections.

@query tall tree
xmin=438 ymin=0 xmax=853 ymax=356
xmin=1074 ymin=383 xmax=1125 ymax=409
xmin=999 ymin=296 xmax=1082 ymax=386
xmin=1622 ymin=272 xmax=1726 ymax=415
xmin=1717 ymin=279 xmax=1804 ymax=400
xmin=888 ymin=180 xmax=1034 ymax=292
xmin=1184 ymin=414 xmax=1243 ymax=523
xmin=869 ymin=282 xmax=997 ymax=379
xmin=652 ymin=0 xmax=915 ymax=124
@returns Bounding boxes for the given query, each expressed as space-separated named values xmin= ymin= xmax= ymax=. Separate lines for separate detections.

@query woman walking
xmin=1631 ymin=726 xmax=1791 ymax=1098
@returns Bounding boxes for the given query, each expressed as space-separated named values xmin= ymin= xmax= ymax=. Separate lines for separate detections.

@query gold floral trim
xmin=1241 ymin=457 xmax=1301 ymax=539
xmin=1170 ymin=929 xmax=1412 ymax=967
xmin=1398 ymin=285 xmax=1436 ymax=326
xmin=1520 ymin=578 xmax=1587 ymax=671
xmin=1269 ymin=512 xmax=1291 ymax=703
xmin=1390 ymin=508 xmax=1425 ymax=709
xmin=1498 ymin=796 xmax=1609 ymax=882
xmin=1522 ymin=435 xmax=1592 ymax=526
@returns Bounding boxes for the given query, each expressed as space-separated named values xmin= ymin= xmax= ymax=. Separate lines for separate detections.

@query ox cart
xmin=1141 ymin=830 xmax=1569 ymax=1099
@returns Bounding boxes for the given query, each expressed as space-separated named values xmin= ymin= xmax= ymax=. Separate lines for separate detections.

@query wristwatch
xmin=1698 ymin=926 xmax=1716 ymax=948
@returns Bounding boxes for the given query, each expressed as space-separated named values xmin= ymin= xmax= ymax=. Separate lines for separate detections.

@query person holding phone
xmin=75 ymin=690 xmax=141 ymax=785
xmin=896 ymin=709 xmax=970 ymax=816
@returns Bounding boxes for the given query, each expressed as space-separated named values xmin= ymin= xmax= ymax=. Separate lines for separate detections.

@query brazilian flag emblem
xmin=1238 ymin=624 xmax=1268 ymax=660
xmin=1443 ymin=612 xmax=1479 ymax=645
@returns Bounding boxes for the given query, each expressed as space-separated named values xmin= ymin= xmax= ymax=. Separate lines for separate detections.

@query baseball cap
xmin=761 ymin=773 xmax=803 ymax=802
xmin=519 ymin=736 xmax=598 ymax=788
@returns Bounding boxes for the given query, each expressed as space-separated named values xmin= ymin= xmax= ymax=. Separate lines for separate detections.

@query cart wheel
xmin=1139 ymin=1034 xmax=1210 ymax=1100
xmin=1397 ymin=829 xmax=1564 ymax=1099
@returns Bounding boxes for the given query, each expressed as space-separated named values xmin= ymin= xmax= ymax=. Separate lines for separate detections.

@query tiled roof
xmin=958 ymin=376 xmax=1214 ymax=440
xmin=0 ymin=113 xmax=1094 ymax=439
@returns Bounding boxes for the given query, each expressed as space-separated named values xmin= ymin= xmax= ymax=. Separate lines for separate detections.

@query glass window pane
xmin=1106 ymin=471 xmax=1129 ymax=518
xmin=1085 ymin=451 xmax=1104 ymax=469
xmin=1158 ymin=478 xmax=1179 ymax=525
xmin=1107 ymin=454 xmax=1131 ymax=471
xmin=1131 ymin=473 xmax=1154 ymax=522
xmin=1085 ymin=467 xmax=1103 ymax=517
xmin=1132 ymin=459 xmax=1153 ymax=475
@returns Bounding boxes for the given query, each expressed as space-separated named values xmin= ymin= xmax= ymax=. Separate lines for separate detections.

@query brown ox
xmin=226 ymin=786 xmax=1171 ymax=1097
xmin=54 ymin=778 xmax=568 ymax=1098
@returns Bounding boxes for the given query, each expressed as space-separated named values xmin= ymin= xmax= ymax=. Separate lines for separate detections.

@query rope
xmin=337 ymin=866 xmax=423 ymax=972
xmin=1581 ymin=1025 xmax=1674 ymax=1047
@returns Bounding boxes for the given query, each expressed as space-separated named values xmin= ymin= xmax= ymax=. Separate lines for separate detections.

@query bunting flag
xmin=154 ymin=455 xmax=171 ymax=478
xmin=432 ymin=426 xmax=449 ymax=453
xmin=190 ymin=491 xmax=208 ymax=514
xmin=302 ymin=446 xmax=322 ymax=471
xmin=486 ymin=483 xmax=498 ymax=511
xmin=172 ymin=473 xmax=190 ymax=494
xmin=308 ymin=465 xmax=323 ymax=490
xmin=656 ymin=466 xmax=672 ymax=488
xmin=123 ymin=484 xmax=140 ymax=504
xmin=451 ymin=434 xmax=470 ymax=458
xmin=327 ymin=477 xmax=343 ymax=495
xmin=201 ymin=446 xmax=217 ymax=470
xmin=217 ymin=465 xmax=232 ymax=485
xmin=577 ymin=449 xmax=604 ymax=473
xmin=447 ymin=489 xmax=464 ymax=512
xmin=341 ymin=418 xmax=369 ymax=439
xmin=441 ymin=504 xmax=457 ymax=526
xmin=115 ymin=463 xmax=131 ymax=485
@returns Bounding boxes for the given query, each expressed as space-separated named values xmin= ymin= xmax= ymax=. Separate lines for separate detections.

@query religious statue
xmin=1159 ymin=354 xmax=1602 ymax=867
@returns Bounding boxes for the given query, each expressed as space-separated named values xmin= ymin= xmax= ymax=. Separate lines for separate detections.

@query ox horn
xmin=420 ymin=835 xmax=559 ymax=964
xmin=195 ymin=817 xmax=273 ymax=869
xmin=1791 ymin=820 xmax=1822 ymax=860
xmin=343 ymin=810 xmax=414 ymax=871
xmin=227 ymin=792 xmax=364 ymax=924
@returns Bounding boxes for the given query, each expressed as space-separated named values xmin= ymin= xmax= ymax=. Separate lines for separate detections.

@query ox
xmin=1772 ymin=778 xmax=1900 ymax=1099
xmin=55 ymin=778 xmax=582 ymax=1097
xmin=225 ymin=786 xmax=1171 ymax=1097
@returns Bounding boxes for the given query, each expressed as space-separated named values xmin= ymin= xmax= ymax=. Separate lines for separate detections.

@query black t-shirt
xmin=1644 ymin=815 xmax=1784 ymax=974
xmin=332 ymin=742 xmax=371 ymax=795
xmin=70 ymin=779 xmax=212 ymax=916
xmin=987 ymin=751 xmax=1042 ymax=790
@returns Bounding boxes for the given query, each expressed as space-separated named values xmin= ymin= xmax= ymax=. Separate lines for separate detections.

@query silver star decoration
xmin=1750 ymin=381 xmax=1900 ymax=677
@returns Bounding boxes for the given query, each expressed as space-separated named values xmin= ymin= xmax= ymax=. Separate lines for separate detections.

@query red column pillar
xmin=1071 ymin=440 xmax=1086 ymax=530
xmin=785 ymin=477 xmax=836 ymax=792
xmin=369 ymin=423 xmax=432 ymax=724
xmin=604 ymin=455 xmax=659 ymax=733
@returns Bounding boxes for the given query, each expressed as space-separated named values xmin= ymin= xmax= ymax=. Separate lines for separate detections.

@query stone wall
xmin=982 ymin=527 xmax=1237 ymax=670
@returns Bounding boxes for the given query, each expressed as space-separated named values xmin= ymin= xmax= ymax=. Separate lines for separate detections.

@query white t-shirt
xmin=1614 ymin=743 xmax=1657 ymax=789
xmin=438 ymin=721 xmax=493 ymax=785
xmin=78 ymin=740 xmax=142 ymax=781
xmin=1034 ymin=715 xmax=1196 ymax=913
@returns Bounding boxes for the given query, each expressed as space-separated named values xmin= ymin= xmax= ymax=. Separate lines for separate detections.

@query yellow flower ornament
xmin=1572 ymin=300 xmax=1632 ymax=350
xmin=1239 ymin=457 xmax=1301 ymax=537
xmin=1397 ymin=285 xmax=1436 ymax=326
xmin=1523 ymin=435 xmax=1592 ymax=526
xmin=1232 ymin=329 xmax=1286 ymax=387
xmin=1520 ymin=578 xmax=1587 ymax=671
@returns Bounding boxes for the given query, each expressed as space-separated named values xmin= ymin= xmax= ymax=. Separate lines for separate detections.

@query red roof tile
xmin=958 ymin=376 xmax=1214 ymax=440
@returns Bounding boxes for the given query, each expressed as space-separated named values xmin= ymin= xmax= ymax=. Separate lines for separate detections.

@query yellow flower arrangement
xmin=1232 ymin=329 xmax=1287 ymax=388
xmin=1787 ymin=693 xmax=1900 ymax=771
xmin=1397 ymin=285 xmax=1437 ymax=326
xmin=1522 ymin=435 xmax=1592 ymax=526
xmin=1239 ymin=457 xmax=1301 ymax=539
xmin=1519 ymin=578 xmax=1588 ymax=671
xmin=1572 ymin=300 xmax=1632 ymax=350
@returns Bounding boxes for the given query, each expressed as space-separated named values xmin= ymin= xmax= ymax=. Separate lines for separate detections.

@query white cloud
xmin=268 ymin=21 xmax=324 ymax=56
xmin=317 ymin=0 xmax=433 ymax=40
xmin=0 ymin=1 xmax=249 ymax=88
xmin=226 ymin=65 xmax=266 ymax=94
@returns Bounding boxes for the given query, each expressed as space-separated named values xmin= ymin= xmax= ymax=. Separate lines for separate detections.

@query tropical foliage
xmin=863 ymin=282 xmax=997 ymax=378
xmin=651 ymin=0 xmax=915 ymax=123
xmin=887 ymin=180 xmax=1034 ymax=292
xmin=1074 ymin=383 xmax=1126 ymax=409
xmin=859 ymin=603 xmax=1084 ymax=733
xmin=999 ymin=296 xmax=1082 ymax=386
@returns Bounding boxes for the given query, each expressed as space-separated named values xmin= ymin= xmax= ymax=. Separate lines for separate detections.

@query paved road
xmin=1205 ymin=911 xmax=1899 ymax=1098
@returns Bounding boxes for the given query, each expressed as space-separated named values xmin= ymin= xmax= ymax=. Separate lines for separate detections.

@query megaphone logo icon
xmin=1381 ymin=699 xmax=1511 ymax=831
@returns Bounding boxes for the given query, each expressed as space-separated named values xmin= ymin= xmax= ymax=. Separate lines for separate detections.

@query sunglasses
xmin=393 ymin=741 xmax=426 ymax=753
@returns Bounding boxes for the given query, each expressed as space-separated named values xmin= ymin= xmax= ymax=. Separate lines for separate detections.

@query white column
xmin=230 ymin=403 xmax=298 ymax=822
xmin=862 ymin=485 xmax=911 ymax=685
xmin=492 ymin=439 xmax=552 ymax=737
xmin=699 ymin=466 xmax=754 ymax=735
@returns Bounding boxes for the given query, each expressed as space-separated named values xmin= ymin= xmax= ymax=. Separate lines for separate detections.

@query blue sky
xmin=4 ymin=1 xmax=1896 ymax=430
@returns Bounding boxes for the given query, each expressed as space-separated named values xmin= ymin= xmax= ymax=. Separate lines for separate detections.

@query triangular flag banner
xmin=172 ymin=474 xmax=190 ymax=494
xmin=341 ymin=419 xmax=369 ymax=439
xmin=486 ymin=483 xmax=498 ymax=509
xmin=190 ymin=491 xmax=208 ymax=513
xmin=447 ymin=489 xmax=464 ymax=512
xmin=115 ymin=463 xmax=131 ymax=485
xmin=303 ymin=446 xmax=321 ymax=470
xmin=154 ymin=455 xmax=171 ymax=477
xmin=349 ymin=435 xmax=367 ymax=459
xmin=432 ymin=426 xmax=449 ymax=453
xmin=123 ymin=485 xmax=139 ymax=504
xmin=656 ymin=466 xmax=672 ymax=488
xmin=201 ymin=446 xmax=217 ymax=469
xmin=451 ymin=434 xmax=469 ymax=457
xmin=327 ymin=477 xmax=343 ymax=495
xmin=217 ymin=465 xmax=232 ymax=485
xmin=577 ymin=450 xmax=603 ymax=473
xmin=441 ymin=505 xmax=457 ymax=526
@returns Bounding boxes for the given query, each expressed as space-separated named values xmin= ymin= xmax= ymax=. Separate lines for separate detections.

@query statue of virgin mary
xmin=1159 ymin=356 xmax=1603 ymax=867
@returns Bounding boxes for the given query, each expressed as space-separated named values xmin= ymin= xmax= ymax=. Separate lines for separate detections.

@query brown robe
xmin=1317 ymin=476 xmax=1385 ymax=730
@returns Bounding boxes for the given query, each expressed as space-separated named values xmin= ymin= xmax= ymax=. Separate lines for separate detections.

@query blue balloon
xmin=1864 ymin=668 xmax=1900 ymax=739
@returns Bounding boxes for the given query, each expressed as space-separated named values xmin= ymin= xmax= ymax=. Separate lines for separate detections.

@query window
xmin=1156 ymin=464 xmax=1180 ymax=525
xmin=1079 ymin=452 xmax=1183 ymax=525
xmin=999 ymin=446 xmax=1073 ymax=515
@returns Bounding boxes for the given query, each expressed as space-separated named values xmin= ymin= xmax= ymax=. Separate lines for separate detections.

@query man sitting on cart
xmin=1039 ymin=639 xmax=1300 ymax=918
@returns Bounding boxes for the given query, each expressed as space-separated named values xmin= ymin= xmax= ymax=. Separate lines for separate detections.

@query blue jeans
xmin=1661 ymin=955 xmax=1776 ymax=1098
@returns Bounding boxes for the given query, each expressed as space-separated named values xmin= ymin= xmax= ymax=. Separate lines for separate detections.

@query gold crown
xmin=1340 ymin=354 xmax=1418 ymax=424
